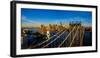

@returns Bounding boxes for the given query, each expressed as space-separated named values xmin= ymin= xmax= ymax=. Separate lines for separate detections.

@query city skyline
xmin=21 ymin=8 xmax=92 ymax=27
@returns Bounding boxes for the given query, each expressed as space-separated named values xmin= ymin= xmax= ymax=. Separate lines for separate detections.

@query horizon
xmin=21 ymin=8 xmax=92 ymax=27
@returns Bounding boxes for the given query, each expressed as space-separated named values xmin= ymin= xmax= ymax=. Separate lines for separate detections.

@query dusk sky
xmin=21 ymin=8 xmax=92 ymax=27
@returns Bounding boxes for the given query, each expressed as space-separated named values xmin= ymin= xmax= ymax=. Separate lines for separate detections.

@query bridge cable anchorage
xmin=29 ymin=30 xmax=63 ymax=48
xmin=69 ymin=26 xmax=80 ymax=47
xmin=58 ymin=26 xmax=76 ymax=47
xmin=42 ymin=30 xmax=66 ymax=48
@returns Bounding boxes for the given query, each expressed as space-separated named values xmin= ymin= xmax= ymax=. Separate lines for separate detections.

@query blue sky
xmin=21 ymin=8 xmax=92 ymax=27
